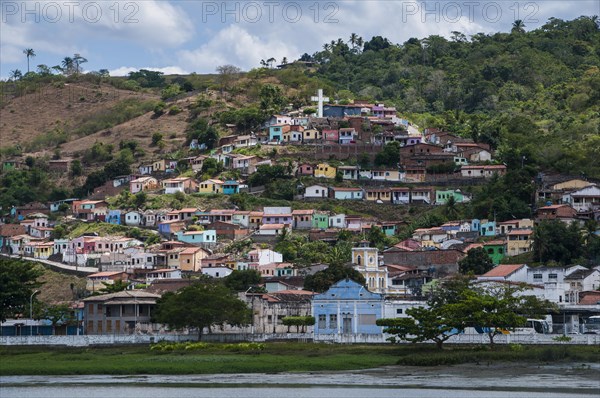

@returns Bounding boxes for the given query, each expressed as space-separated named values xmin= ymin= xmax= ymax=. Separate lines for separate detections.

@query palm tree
xmin=61 ymin=57 xmax=74 ymax=75
xmin=281 ymin=57 xmax=288 ymax=65
xmin=23 ymin=48 xmax=35 ymax=73
xmin=349 ymin=33 xmax=358 ymax=49
xmin=443 ymin=196 xmax=460 ymax=220
xmin=266 ymin=57 xmax=276 ymax=68
xmin=511 ymin=20 xmax=526 ymax=34
xmin=9 ymin=69 xmax=23 ymax=81
xmin=322 ymin=43 xmax=330 ymax=52
xmin=73 ymin=53 xmax=88 ymax=74
xmin=356 ymin=37 xmax=364 ymax=52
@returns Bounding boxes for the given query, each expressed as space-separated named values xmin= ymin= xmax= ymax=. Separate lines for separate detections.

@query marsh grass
xmin=0 ymin=343 xmax=597 ymax=375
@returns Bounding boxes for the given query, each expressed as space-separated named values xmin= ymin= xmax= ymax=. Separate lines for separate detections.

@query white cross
xmin=311 ymin=89 xmax=329 ymax=118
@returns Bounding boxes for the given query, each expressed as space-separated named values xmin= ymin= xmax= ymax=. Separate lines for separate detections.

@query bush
xmin=168 ymin=105 xmax=183 ymax=115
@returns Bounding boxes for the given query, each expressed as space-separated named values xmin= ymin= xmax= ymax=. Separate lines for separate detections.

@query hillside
xmin=0 ymin=82 xmax=159 ymax=149
xmin=1 ymin=16 xmax=599 ymax=214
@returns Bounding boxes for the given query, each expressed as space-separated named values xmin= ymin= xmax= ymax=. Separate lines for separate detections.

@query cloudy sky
xmin=1 ymin=1 xmax=599 ymax=78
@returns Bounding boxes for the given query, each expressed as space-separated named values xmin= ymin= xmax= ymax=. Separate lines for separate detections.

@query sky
xmin=1 ymin=1 xmax=599 ymax=79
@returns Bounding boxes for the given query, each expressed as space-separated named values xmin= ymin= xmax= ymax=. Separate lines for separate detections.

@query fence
xmin=2 ymin=332 xmax=598 ymax=346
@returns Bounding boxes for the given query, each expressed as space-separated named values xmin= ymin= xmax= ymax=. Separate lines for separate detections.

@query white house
xmin=562 ymin=185 xmax=600 ymax=212
xmin=329 ymin=214 xmax=347 ymax=229
xmin=338 ymin=166 xmax=359 ymax=180
xmin=257 ymin=224 xmax=291 ymax=236
xmin=125 ymin=211 xmax=142 ymax=226
xmin=304 ymin=185 xmax=328 ymax=199
xmin=330 ymin=187 xmax=363 ymax=200
xmin=202 ymin=266 xmax=234 ymax=278
xmin=477 ymin=264 xmax=529 ymax=282
xmin=248 ymin=248 xmax=283 ymax=266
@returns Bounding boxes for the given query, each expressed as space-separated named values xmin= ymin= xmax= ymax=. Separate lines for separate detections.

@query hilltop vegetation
xmin=1 ymin=16 xmax=599 ymax=212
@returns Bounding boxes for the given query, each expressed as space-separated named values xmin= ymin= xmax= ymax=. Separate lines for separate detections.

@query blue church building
xmin=312 ymin=279 xmax=383 ymax=337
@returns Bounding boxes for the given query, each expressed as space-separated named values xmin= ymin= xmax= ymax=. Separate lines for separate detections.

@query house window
xmin=396 ymin=309 xmax=403 ymax=314
xmin=329 ymin=314 xmax=337 ymax=329
xmin=359 ymin=314 xmax=376 ymax=325
xmin=318 ymin=314 xmax=326 ymax=329
xmin=548 ymin=273 xmax=558 ymax=280
xmin=533 ymin=274 xmax=542 ymax=280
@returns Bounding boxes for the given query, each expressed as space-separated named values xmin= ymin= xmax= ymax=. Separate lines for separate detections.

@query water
xmin=2 ymin=367 xmax=599 ymax=398
xmin=0 ymin=386 xmax=594 ymax=398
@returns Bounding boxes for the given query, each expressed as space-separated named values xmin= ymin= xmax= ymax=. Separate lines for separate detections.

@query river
xmin=2 ymin=363 xmax=599 ymax=398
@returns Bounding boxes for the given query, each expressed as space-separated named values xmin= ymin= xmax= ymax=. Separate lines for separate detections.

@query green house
xmin=483 ymin=240 xmax=506 ymax=264
xmin=312 ymin=212 xmax=329 ymax=229
xmin=436 ymin=189 xmax=467 ymax=205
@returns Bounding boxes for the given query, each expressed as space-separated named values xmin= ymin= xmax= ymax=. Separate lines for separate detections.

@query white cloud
xmin=108 ymin=66 xmax=189 ymax=76
xmin=178 ymin=24 xmax=300 ymax=73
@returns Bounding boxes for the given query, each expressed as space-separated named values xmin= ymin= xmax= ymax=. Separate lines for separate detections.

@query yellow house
xmin=179 ymin=247 xmax=210 ymax=272
xmin=152 ymin=159 xmax=167 ymax=172
xmin=364 ymin=188 xmax=391 ymax=202
xmin=303 ymin=129 xmax=322 ymax=142
xmin=198 ymin=179 xmax=224 ymax=194
xmin=551 ymin=179 xmax=590 ymax=191
xmin=314 ymin=163 xmax=337 ymax=179
xmin=506 ymin=229 xmax=533 ymax=256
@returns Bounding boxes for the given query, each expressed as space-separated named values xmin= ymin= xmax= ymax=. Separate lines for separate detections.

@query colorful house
xmin=482 ymin=240 xmax=506 ymax=265
xmin=435 ymin=189 xmax=468 ymax=205
xmin=222 ymin=180 xmax=240 ymax=195
xmin=338 ymin=166 xmax=359 ymax=180
xmin=130 ymin=176 xmax=158 ymax=194
xmin=314 ymin=163 xmax=337 ymax=179
xmin=312 ymin=212 xmax=329 ymax=229
xmin=330 ymin=187 xmax=363 ymax=200
xmin=391 ymin=187 xmax=410 ymax=205
xmin=176 ymin=230 xmax=217 ymax=247
xmin=364 ymin=188 xmax=391 ymax=202
xmin=106 ymin=210 xmax=122 ymax=225
xmin=304 ymin=185 xmax=328 ymax=199
xmin=338 ymin=128 xmax=357 ymax=144
xmin=312 ymin=279 xmax=383 ymax=337
xmin=506 ymin=229 xmax=533 ymax=257
xmin=297 ymin=163 xmax=314 ymax=176
xmin=323 ymin=129 xmax=339 ymax=142
xmin=269 ymin=124 xmax=290 ymax=142
xmin=292 ymin=210 xmax=315 ymax=229
xmin=198 ymin=179 xmax=224 ymax=194
xmin=162 ymin=177 xmax=197 ymax=194
xmin=461 ymin=165 xmax=507 ymax=178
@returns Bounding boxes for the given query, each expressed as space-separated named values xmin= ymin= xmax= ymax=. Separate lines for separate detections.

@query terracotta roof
xmin=260 ymin=224 xmax=288 ymax=230
xmin=292 ymin=210 xmax=315 ymax=215
xmin=0 ymin=224 xmax=27 ymax=237
xmin=507 ymin=229 xmax=533 ymax=235
xmin=480 ymin=264 xmax=526 ymax=278
xmin=332 ymin=187 xmax=362 ymax=192
xmin=88 ymin=271 xmax=127 ymax=278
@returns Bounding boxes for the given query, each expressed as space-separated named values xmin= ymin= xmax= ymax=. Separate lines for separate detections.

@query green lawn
xmin=1 ymin=343 xmax=598 ymax=375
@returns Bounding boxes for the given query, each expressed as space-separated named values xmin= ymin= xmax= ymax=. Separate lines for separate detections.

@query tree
xmin=61 ymin=57 xmax=74 ymax=75
xmin=224 ymin=270 xmax=262 ymax=292
xmin=377 ymin=276 xmax=472 ymax=349
xmin=70 ymin=160 xmax=83 ymax=177
xmin=23 ymin=48 xmax=35 ymax=73
xmin=151 ymin=132 xmax=164 ymax=146
xmin=459 ymin=247 xmax=494 ymax=275
xmin=134 ymin=191 xmax=147 ymax=209
xmin=377 ymin=305 xmax=460 ymax=349
xmin=349 ymin=33 xmax=359 ymax=49
xmin=9 ymin=69 xmax=22 ymax=81
xmin=512 ymin=20 xmax=526 ymax=34
xmin=449 ymin=283 xmax=554 ymax=346
xmin=259 ymin=84 xmax=286 ymax=115
xmin=216 ymin=64 xmax=241 ymax=93
xmin=98 ymin=279 xmax=129 ymax=294
xmin=38 ymin=303 xmax=76 ymax=335
xmin=0 ymin=258 xmax=44 ymax=322
xmin=304 ymin=265 xmax=365 ymax=292
xmin=532 ymin=220 xmax=583 ymax=265
xmin=443 ymin=195 xmax=460 ymax=220
xmin=282 ymin=316 xmax=315 ymax=332
xmin=73 ymin=53 xmax=88 ymax=74
xmin=374 ymin=142 xmax=400 ymax=167
xmin=153 ymin=282 xmax=251 ymax=339
xmin=36 ymin=64 xmax=52 ymax=76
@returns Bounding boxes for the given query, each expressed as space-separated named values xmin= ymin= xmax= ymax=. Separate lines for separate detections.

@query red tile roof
xmin=480 ymin=264 xmax=525 ymax=278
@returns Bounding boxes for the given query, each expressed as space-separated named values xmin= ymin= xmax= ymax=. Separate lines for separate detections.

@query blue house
xmin=106 ymin=210 xmax=122 ymax=225
xmin=176 ymin=229 xmax=217 ymax=247
xmin=472 ymin=219 xmax=496 ymax=237
xmin=312 ymin=279 xmax=383 ymax=337
xmin=223 ymin=180 xmax=240 ymax=195
xmin=269 ymin=125 xmax=284 ymax=142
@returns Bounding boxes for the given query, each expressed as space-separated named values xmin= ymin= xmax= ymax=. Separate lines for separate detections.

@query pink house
xmin=297 ymin=163 xmax=314 ymax=176
xmin=322 ymin=129 xmax=339 ymax=142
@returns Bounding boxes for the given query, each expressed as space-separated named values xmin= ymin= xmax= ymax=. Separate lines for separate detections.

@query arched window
xmin=356 ymin=255 xmax=362 ymax=265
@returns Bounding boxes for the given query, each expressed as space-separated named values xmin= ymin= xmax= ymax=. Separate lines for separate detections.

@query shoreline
xmin=2 ymin=363 xmax=599 ymax=394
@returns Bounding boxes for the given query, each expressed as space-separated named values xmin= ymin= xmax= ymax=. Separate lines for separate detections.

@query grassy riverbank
xmin=1 ymin=343 xmax=599 ymax=375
